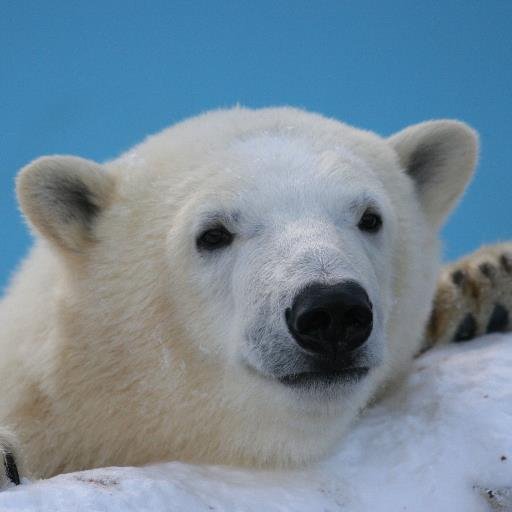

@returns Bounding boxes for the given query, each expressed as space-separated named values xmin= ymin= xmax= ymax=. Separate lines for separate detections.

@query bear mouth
xmin=279 ymin=367 xmax=370 ymax=387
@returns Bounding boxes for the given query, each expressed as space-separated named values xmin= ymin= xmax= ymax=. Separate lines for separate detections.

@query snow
xmin=1 ymin=334 xmax=511 ymax=512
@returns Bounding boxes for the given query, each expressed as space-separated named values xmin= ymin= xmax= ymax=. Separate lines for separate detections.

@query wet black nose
xmin=285 ymin=281 xmax=373 ymax=358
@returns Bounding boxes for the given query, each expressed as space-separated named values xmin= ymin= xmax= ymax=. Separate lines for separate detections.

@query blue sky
xmin=1 ymin=1 xmax=511 ymax=290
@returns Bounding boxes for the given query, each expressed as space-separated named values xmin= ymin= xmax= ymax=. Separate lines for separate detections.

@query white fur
xmin=0 ymin=107 xmax=478 ymax=481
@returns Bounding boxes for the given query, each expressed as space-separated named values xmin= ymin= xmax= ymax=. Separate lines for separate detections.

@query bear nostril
xmin=343 ymin=306 xmax=373 ymax=351
xmin=345 ymin=306 xmax=373 ymax=329
xmin=297 ymin=309 xmax=331 ymax=335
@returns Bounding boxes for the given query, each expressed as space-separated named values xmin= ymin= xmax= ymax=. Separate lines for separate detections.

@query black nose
xmin=285 ymin=281 xmax=373 ymax=358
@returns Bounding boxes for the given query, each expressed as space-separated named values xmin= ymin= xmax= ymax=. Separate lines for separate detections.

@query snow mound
xmin=1 ymin=334 xmax=511 ymax=512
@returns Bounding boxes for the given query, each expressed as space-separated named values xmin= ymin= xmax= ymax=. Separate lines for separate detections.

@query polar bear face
xmin=16 ymin=108 xmax=478 ymax=466
xmin=169 ymin=133 xmax=394 ymax=400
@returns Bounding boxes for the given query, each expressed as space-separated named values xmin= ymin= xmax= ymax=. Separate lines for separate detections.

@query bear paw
xmin=0 ymin=430 xmax=20 ymax=490
xmin=425 ymin=242 xmax=512 ymax=349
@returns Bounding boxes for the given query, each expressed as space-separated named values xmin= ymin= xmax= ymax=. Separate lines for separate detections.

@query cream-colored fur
xmin=0 ymin=107 xmax=478 ymax=485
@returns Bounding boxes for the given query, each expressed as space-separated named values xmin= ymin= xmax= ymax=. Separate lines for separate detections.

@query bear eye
xmin=358 ymin=210 xmax=382 ymax=233
xmin=197 ymin=225 xmax=234 ymax=251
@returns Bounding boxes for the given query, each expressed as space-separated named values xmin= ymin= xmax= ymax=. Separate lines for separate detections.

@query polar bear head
xmin=16 ymin=108 xmax=477 ymax=467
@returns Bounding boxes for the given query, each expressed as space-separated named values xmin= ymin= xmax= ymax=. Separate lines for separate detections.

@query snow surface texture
xmin=1 ymin=334 xmax=511 ymax=512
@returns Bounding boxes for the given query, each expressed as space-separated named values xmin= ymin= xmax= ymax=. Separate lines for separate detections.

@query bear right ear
xmin=16 ymin=156 xmax=115 ymax=253
xmin=388 ymin=120 xmax=478 ymax=228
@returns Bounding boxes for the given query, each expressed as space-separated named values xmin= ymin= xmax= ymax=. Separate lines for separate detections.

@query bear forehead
xmin=220 ymin=133 xmax=388 ymax=200
xmin=171 ymin=136 xmax=393 ymax=236
xmin=112 ymin=107 xmax=397 ymax=178
xmin=108 ymin=107 xmax=405 ymax=216
xmin=229 ymin=132 xmax=369 ymax=173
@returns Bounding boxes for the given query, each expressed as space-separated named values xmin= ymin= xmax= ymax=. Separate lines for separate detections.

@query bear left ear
xmin=16 ymin=156 xmax=115 ymax=253
xmin=388 ymin=120 xmax=479 ymax=228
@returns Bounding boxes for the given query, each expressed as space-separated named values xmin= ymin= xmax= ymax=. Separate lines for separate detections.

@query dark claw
xmin=451 ymin=269 xmax=466 ymax=286
xmin=3 ymin=452 xmax=20 ymax=486
xmin=500 ymin=253 xmax=512 ymax=273
xmin=453 ymin=313 xmax=477 ymax=342
xmin=478 ymin=262 xmax=496 ymax=281
xmin=486 ymin=304 xmax=509 ymax=334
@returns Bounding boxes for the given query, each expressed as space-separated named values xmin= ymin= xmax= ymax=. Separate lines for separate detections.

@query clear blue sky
xmin=1 ymin=1 xmax=511 ymax=290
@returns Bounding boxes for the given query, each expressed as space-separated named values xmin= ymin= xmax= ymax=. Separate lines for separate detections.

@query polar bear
xmin=1 ymin=106 xmax=506 ymax=487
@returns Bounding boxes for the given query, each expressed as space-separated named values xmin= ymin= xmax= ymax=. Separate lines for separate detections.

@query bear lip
xmin=278 ymin=367 xmax=370 ymax=387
